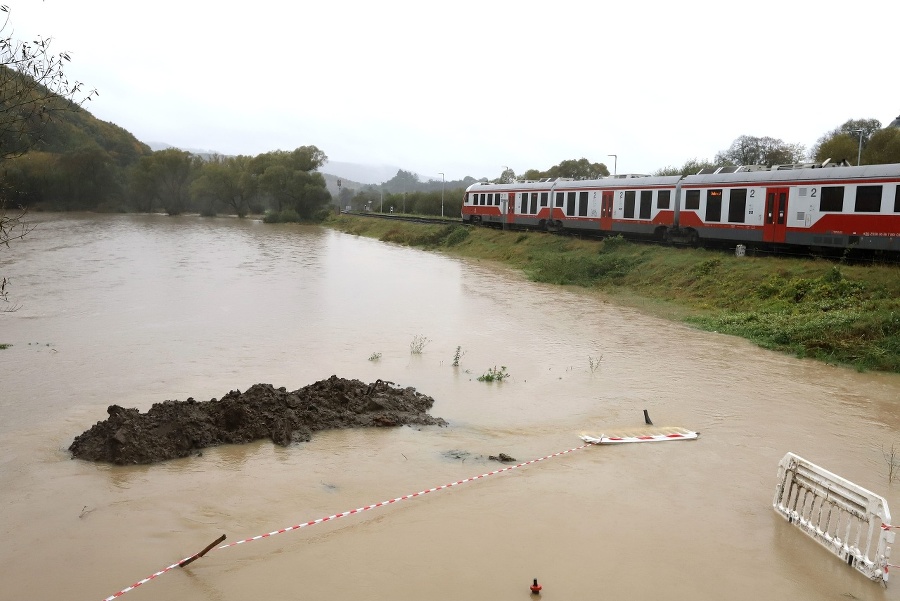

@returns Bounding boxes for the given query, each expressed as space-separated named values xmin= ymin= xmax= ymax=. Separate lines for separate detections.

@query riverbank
xmin=328 ymin=215 xmax=900 ymax=373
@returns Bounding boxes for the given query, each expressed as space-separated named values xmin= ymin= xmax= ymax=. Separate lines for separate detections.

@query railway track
xmin=340 ymin=211 xmax=461 ymax=226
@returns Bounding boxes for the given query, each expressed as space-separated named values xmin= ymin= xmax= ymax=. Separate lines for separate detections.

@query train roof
xmin=464 ymin=163 xmax=900 ymax=194
xmin=464 ymin=174 xmax=681 ymax=192
xmin=683 ymin=163 xmax=900 ymax=186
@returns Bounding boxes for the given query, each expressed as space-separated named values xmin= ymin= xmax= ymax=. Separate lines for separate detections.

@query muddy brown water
xmin=2 ymin=213 xmax=900 ymax=601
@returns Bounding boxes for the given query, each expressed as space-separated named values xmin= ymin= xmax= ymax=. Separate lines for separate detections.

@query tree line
xmin=2 ymin=144 xmax=334 ymax=220
xmin=654 ymin=118 xmax=900 ymax=177
xmin=485 ymin=118 xmax=900 ymax=182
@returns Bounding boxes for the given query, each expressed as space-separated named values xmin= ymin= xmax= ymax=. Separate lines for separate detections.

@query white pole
xmin=439 ymin=172 xmax=444 ymax=218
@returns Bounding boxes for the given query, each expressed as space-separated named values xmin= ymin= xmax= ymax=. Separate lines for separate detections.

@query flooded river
xmin=2 ymin=213 xmax=900 ymax=601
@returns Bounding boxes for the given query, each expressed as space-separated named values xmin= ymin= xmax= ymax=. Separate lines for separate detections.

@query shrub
xmin=477 ymin=366 xmax=509 ymax=382
xmin=410 ymin=335 xmax=430 ymax=354
xmin=444 ymin=226 xmax=470 ymax=247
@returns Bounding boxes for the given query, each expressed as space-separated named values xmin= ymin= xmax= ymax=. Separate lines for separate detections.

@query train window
xmin=566 ymin=191 xmax=576 ymax=215
xmin=639 ymin=191 xmax=652 ymax=219
xmin=728 ymin=189 xmax=747 ymax=223
xmin=555 ymin=192 xmax=564 ymax=208
xmin=819 ymin=186 xmax=844 ymax=211
xmin=520 ymin=193 xmax=528 ymax=214
xmin=705 ymin=190 xmax=722 ymax=222
xmin=624 ymin=191 xmax=636 ymax=218
xmin=530 ymin=193 xmax=538 ymax=214
xmin=855 ymin=185 xmax=882 ymax=212
xmin=578 ymin=191 xmax=589 ymax=216
xmin=540 ymin=192 xmax=548 ymax=207
xmin=657 ymin=190 xmax=671 ymax=209
xmin=685 ymin=190 xmax=700 ymax=210
xmin=894 ymin=185 xmax=900 ymax=212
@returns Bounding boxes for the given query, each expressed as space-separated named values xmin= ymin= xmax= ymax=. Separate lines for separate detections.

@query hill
xmin=36 ymin=102 xmax=151 ymax=166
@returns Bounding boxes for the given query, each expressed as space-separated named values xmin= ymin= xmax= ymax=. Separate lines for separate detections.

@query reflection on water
xmin=1 ymin=213 xmax=899 ymax=601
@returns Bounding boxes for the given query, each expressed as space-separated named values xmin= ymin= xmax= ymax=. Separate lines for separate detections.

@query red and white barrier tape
xmin=102 ymin=443 xmax=590 ymax=600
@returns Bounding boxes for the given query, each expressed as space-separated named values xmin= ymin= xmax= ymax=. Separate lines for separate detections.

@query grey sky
xmin=9 ymin=0 xmax=899 ymax=181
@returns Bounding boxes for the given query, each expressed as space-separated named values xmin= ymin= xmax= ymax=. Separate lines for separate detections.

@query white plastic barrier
xmin=773 ymin=452 xmax=894 ymax=584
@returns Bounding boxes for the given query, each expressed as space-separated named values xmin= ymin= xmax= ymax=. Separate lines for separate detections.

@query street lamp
xmin=850 ymin=129 xmax=864 ymax=166
xmin=438 ymin=172 xmax=445 ymax=218
xmin=607 ymin=154 xmax=617 ymax=176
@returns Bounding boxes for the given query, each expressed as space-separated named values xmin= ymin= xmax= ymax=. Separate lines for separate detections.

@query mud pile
xmin=69 ymin=376 xmax=447 ymax=465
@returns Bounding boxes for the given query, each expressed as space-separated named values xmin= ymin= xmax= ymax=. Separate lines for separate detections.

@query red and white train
xmin=461 ymin=162 xmax=900 ymax=252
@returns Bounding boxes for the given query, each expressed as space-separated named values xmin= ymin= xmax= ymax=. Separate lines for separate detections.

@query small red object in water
xmin=530 ymin=578 xmax=542 ymax=594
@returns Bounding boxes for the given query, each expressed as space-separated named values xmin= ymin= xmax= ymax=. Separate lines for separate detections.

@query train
xmin=461 ymin=161 xmax=900 ymax=252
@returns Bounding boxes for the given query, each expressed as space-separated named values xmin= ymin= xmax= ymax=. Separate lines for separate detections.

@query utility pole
xmin=439 ymin=172 xmax=444 ymax=218
xmin=851 ymin=129 xmax=864 ymax=166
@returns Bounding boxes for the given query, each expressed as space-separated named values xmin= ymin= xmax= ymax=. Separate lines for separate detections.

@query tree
xmin=1 ymin=5 xmax=96 ymax=311
xmin=129 ymin=149 xmax=199 ymax=215
xmin=813 ymin=134 xmax=860 ymax=165
xmin=0 ymin=7 xmax=97 ymax=160
xmin=0 ymin=198 xmax=27 ymax=310
xmin=519 ymin=158 xmax=609 ymax=181
xmin=653 ymin=158 xmax=717 ymax=176
xmin=383 ymin=169 xmax=420 ymax=194
xmin=863 ymin=128 xmax=900 ymax=165
xmin=715 ymin=135 xmax=805 ymax=166
xmin=191 ymin=155 xmax=256 ymax=217
xmin=496 ymin=167 xmax=515 ymax=183
xmin=256 ymin=147 xmax=332 ymax=220
xmin=337 ymin=186 xmax=354 ymax=209
xmin=811 ymin=118 xmax=882 ymax=164
xmin=546 ymin=158 xmax=609 ymax=179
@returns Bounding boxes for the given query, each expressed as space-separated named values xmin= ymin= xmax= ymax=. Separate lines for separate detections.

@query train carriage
xmin=677 ymin=164 xmax=900 ymax=251
xmin=462 ymin=162 xmax=900 ymax=253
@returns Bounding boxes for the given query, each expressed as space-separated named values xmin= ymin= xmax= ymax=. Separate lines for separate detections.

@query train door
xmin=763 ymin=187 xmax=789 ymax=242
xmin=600 ymin=191 xmax=614 ymax=231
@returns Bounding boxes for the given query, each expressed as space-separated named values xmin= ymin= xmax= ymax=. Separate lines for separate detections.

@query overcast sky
xmin=8 ymin=0 xmax=899 ymax=181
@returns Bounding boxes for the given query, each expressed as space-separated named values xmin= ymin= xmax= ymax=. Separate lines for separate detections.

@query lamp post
xmin=607 ymin=154 xmax=617 ymax=176
xmin=851 ymin=129 xmax=864 ymax=166
xmin=438 ymin=172 xmax=445 ymax=218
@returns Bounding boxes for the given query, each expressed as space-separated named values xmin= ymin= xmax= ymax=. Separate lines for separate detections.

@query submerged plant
xmin=884 ymin=443 xmax=900 ymax=482
xmin=478 ymin=366 xmax=509 ymax=382
xmin=410 ymin=335 xmax=431 ymax=355
xmin=452 ymin=345 xmax=465 ymax=367
xmin=368 ymin=352 xmax=382 ymax=361
xmin=588 ymin=355 xmax=603 ymax=373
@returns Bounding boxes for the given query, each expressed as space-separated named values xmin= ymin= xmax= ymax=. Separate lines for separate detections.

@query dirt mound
xmin=69 ymin=376 xmax=447 ymax=465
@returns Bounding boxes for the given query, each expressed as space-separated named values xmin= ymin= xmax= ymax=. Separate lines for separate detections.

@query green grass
xmin=327 ymin=215 xmax=900 ymax=372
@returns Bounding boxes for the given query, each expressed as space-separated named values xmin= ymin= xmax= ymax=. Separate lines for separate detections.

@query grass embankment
xmin=328 ymin=215 xmax=900 ymax=373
